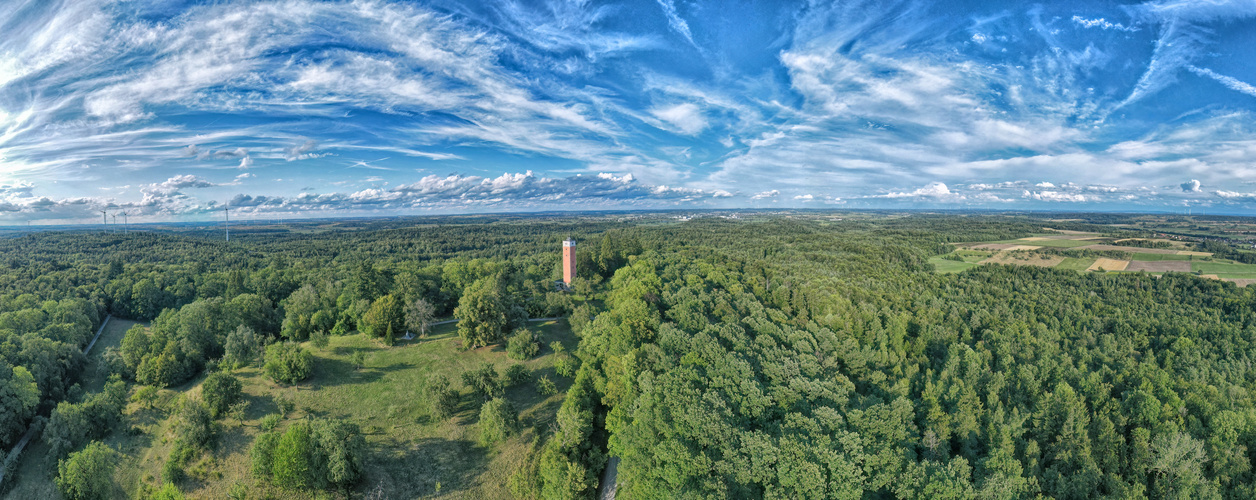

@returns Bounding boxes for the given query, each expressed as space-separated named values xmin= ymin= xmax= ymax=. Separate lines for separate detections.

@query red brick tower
xmin=563 ymin=238 xmax=576 ymax=286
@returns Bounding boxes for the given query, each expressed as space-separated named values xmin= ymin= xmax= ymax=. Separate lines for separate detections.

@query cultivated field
xmin=1088 ymin=258 xmax=1130 ymax=271
xmin=935 ymin=229 xmax=1256 ymax=286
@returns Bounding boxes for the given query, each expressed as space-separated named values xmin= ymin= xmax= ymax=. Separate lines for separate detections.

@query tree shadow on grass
xmin=359 ymin=437 xmax=490 ymax=498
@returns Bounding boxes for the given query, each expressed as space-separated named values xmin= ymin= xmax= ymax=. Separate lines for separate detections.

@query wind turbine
xmin=111 ymin=213 xmax=117 ymax=229
xmin=101 ymin=210 xmax=108 ymax=232
xmin=224 ymin=207 xmax=230 ymax=242
xmin=120 ymin=211 xmax=129 ymax=234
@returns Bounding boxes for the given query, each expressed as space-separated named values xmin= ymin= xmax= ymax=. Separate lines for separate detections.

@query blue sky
xmin=2 ymin=0 xmax=1256 ymax=223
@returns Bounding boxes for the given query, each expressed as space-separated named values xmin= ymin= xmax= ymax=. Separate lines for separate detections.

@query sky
xmin=3 ymin=0 xmax=1256 ymax=223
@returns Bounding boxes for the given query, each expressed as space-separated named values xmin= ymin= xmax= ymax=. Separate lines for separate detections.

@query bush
xmin=201 ymin=372 xmax=242 ymax=419
xmin=504 ymin=364 xmax=529 ymax=386
xmin=264 ymin=342 xmax=313 ymax=385
xmin=536 ymin=376 xmax=557 ymax=396
xmin=309 ymin=329 xmax=329 ymax=349
xmin=260 ymin=413 xmax=282 ymax=431
xmin=506 ymin=328 xmax=541 ymax=360
xmin=174 ymin=400 xmax=216 ymax=450
xmin=430 ymin=375 xmax=460 ymax=420
xmin=148 ymin=483 xmax=186 ymax=500
xmin=553 ymin=353 xmax=577 ymax=378
xmin=250 ymin=431 xmax=280 ymax=479
xmin=461 ymin=363 xmax=503 ymax=401
xmin=251 ymin=418 xmax=366 ymax=490
xmin=479 ymin=397 xmax=519 ymax=444
xmin=56 ymin=441 xmax=117 ymax=500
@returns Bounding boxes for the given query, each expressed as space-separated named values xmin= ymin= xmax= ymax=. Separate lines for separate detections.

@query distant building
xmin=563 ymin=238 xmax=577 ymax=286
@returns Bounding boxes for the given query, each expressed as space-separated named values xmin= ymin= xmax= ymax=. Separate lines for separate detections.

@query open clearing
xmin=1126 ymin=261 xmax=1191 ymax=272
xmin=5 ymin=320 xmax=577 ymax=500
xmin=6 ymin=318 xmax=145 ymax=499
xmin=1088 ymin=258 xmax=1129 ymax=271
xmin=1192 ymin=262 xmax=1256 ymax=279
xmin=1056 ymin=257 xmax=1096 ymax=271
xmin=929 ymin=257 xmax=977 ymax=273
xmin=980 ymin=252 xmax=1065 ymax=267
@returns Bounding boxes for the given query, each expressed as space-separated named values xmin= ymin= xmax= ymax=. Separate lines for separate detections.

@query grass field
xmin=1192 ymin=262 xmax=1256 ymax=279
xmin=1055 ymin=257 xmax=1096 ymax=271
xmin=5 ymin=319 xmax=576 ymax=500
xmin=5 ymin=317 xmax=145 ymax=499
xmin=929 ymin=256 xmax=977 ymax=273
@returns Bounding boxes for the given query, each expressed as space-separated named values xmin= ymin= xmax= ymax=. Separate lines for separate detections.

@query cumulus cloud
xmin=751 ymin=190 xmax=779 ymax=200
xmin=879 ymin=182 xmax=958 ymax=199
xmin=794 ymin=194 xmax=814 ymax=201
xmin=1181 ymin=179 xmax=1202 ymax=192
xmin=1035 ymin=181 xmax=1056 ymax=188
xmin=1023 ymin=190 xmax=1091 ymax=202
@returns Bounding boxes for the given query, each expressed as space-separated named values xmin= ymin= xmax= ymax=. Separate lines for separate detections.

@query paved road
xmin=598 ymin=456 xmax=620 ymax=500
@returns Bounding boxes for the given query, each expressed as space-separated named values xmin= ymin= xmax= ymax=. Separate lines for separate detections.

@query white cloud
xmin=794 ymin=194 xmax=814 ymax=201
xmin=1181 ymin=179 xmax=1202 ymax=192
xmin=1186 ymin=65 xmax=1256 ymax=98
xmin=650 ymin=103 xmax=707 ymax=135
xmin=751 ymin=190 xmax=779 ymax=200
xmin=655 ymin=0 xmax=697 ymax=47
xmin=1070 ymin=15 xmax=1139 ymax=32
xmin=1035 ymin=181 xmax=1056 ymax=188
xmin=879 ymin=182 xmax=960 ymax=199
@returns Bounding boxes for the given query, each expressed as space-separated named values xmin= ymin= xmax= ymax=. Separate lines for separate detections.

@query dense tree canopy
xmin=7 ymin=213 xmax=1256 ymax=498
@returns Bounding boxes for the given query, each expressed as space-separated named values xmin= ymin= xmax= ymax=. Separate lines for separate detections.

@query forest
xmin=1 ymin=212 xmax=1255 ymax=499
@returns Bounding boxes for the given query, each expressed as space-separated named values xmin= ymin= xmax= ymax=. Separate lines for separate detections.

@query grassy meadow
xmin=4 ymin=320 xmax=576 ymax=500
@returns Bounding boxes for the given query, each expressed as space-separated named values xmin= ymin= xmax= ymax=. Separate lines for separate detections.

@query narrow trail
xmin=0 ymin=314 xmax=113 ymax=488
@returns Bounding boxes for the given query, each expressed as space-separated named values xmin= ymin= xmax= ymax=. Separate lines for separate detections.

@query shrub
xmin=430 ymin=376 xmax=460 ymax=420
xmin=264 ymin=342 xmax=313 ymax=385
xmin=506 ymin=328 xmax=541 ymax=360
xmin=260 ymin=413 xmax=282 ymax=431
xmin=174 ymin=400 xmax=216 ymax=450
xmin=504 ymin=364 xmax=529 ymax=386
xmin=250 ymin=431 xmax=279 ymax=479
xmin=309 ymin=329 xmax=329 ymax=349
xmin=536 ymin=376 xmax=557 ymax=396
xmin=479 ymin=397 xmax=519 ymax=444
xmin=201 ymin=372 xmax=242 ymax=419
xmin=461 ymin=363 xmax=503 ymax=401
xmin=56 ymin=441 xmax=117 ymax=500
xmin=251 ymin=418 xmax=366 ymax=490
xmin=148 ymin=483 xmax=186 ymax=500
xmin=553 ymin=353 xmax=577 ymax=378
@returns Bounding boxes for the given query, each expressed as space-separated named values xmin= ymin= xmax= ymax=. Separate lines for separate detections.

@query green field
xmin=1055 ymin=257 xmax=1096 ymax=271
xmin=5 ymin=320 xmax=576 ymax=500
xmin=929 ymin=256 xmax=978 ymax=273
xmin=1192 ymin=261 xmax=1256 ymax=278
